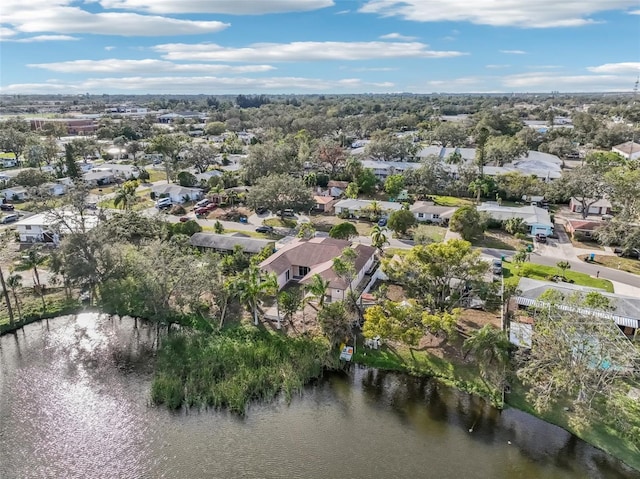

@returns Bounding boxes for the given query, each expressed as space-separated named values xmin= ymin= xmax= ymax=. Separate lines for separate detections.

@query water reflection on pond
xmin=0 ymin=314 xmax=637 ymax=479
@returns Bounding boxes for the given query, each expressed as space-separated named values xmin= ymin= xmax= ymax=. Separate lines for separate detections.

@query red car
xmin=179 ymin=216 xmax=190 ymax=223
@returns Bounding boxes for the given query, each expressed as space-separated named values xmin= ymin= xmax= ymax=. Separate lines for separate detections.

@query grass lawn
xmin=146 ymin=169 xmax=167 ymax=183
xmin=201 ymin=225 xmax=283 ymax=240
xmin=570 ymin=238 xmax=604 ymax=251
xmin=578 ymin=254 xmax=640 ymax=276
xmin=310 ymin=215 xmax=373 ymax=236
xmin=353 ymin=340 xmax=499 ymax=404
xmin=264 ymin=217 xmax=297 ymax=229
xmin=506 ymin=383 xmax=640 ymax=472
xmin=502 ymin=261 xmax=614 ymax=292
xmin=430 ymin=195 xmax=473 ymax=207
xmin=410 ymin=224 xmax=446 ymax=243
xmin=471 ymin=230 xmax=530 ymax=251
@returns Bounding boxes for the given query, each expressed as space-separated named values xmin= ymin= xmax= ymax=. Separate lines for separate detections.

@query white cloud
xmin=1 ymin=75 xmax=394 ymax=94
xmin=0 ymin=27 xmax=17 ymax=38
xmin=502 ymin=72 xmax=634 ymax=91
xmin=154 ymin=41 xmax=465 ymax=62
xmin=104 ymin=46 xmax=116 ymax=51
xmin=9 ymin=35 xmax=80 ymax=42
xmin=349 ymin=67 xmax=398 ymax=72
xmin=27 ymin=59 xmax=276 ymax=74
xmin=379 ymin=32 xmax=417 ymax=41
xmin=335 ymin=10 xmax=350 ymax=14
xmin=2 ymin=0 xmax=229 ymax=36
xmin=587 ymin=62 xmax=640 ymax=74
xmin=500 ymin=50 xmax=526 ymax=55
xmin=629 ymin=9 xmax=640 ymax=14
xmin=95 ymin=0 xmax=333 ymax=14
xmin=485 ymin=64 xmax=510 ymax=69
xmin=359 ymin=0 xmax=637 ymax=28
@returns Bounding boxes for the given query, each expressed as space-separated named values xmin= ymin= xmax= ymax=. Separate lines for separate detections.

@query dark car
xmin=255 ymin=225 xmax=274 ymax=234
xmin=0 ymin=203 xmax=14 ymax=211
xmin=492 ymin=259 xmax=503 ymax=275
xmin=378 ymin=218 xmax=387 ymax=227
xmin=255 ymin=207 xmax=268 ymax=215
xmin=614 ymin=247 xmax=640 ymax=259
xmin=179 ymin=216 xmax=190 ymax=223
xmin=535 ymin=233 xmax=547 ymax=243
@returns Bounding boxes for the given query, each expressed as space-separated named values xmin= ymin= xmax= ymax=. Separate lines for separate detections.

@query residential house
xmin=477 ymin=202 xmax=554 ymax=236
xmin=96 ymin=163 xmax=140 ymax=179
xmin=565 ymin=219 xmax=602 ymax=240
xmin=612 ymin=141 xmax=640 ymax=161
xmin=360 ymin=160 xmax=420 ymax=179
xmin=509 ymin=278 xmax=640 ymax=347
xmin=14 ymin=209 xmax=99 ymax=243
xmin=1 ymin=186 xmax=28 ymax=201
xmin=190 ymin=232 xmax=274 ymax=255
xmin=40 ymin=182 xmax=67 ymax=196
xmin=151 ymin=184 xmax=203 ymax=203
xmin=83 ymin=170 xmax=115 ymax=186
xmin=260 ymin=237 xmax=376 ymax=302
xmin=326 ymin=180 xmax=349 ymax=197
xmin=195 ymin=170 xmax=222 ymax=185
xmin=0 ymin=174 xmax=11 ymax=185
xmin=333 ymin=199 xmax=403 ymax=219
xmin=313 ymin=195 xmax=337 ymax=213
xmin=569 ymin=197 xmax=612 ymax=216
xmin=409 ymin=201 xmax=457 ymax=225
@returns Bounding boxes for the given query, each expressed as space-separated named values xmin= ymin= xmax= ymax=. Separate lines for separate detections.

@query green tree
xmin=149 ymin=134 xmax=189 ymax=183
xmin=504 ymin=217 xmax=526 ymax=235
xmin=345 ymin=182 xmax=359 ymax=199
xmin=246 ymin=174 xmax=314 ymax=220
xmin=317 ymin=301 xmax=351 ymax=347
xmin=449 ymin=206 xmax=486 ymax=241
xmin=23 ymin=247 xmax=47 ymax=313
xmin=204 ymin=121 xmax=226 ymax=136
xmin=549 ymin=165 xmax=609 ymax=219
xmin=306 ymin=273 xmax=330 ymax=307
xmin=113 ymin=180 xmax=139 ymax=211
xmin=357 ymin=169 xmax=378 ymax=195
xmin=214 ymin=220 xmax=224 ymax=234
xmin=363 ymin=300 xmax=424 ymax=346
xmin=233 ymin=266 xmax=273 ymax=326
xmin=279 ymin=289 xmax=303 ymax=327
xmin=177 ymin=171 xmax=197 ymax=187
xmin=556 ymin=260 xmax=571 ymax=279
xmin=329 ymin=222 xmax=358 ymax=240
xmin=0 ymin=265 xmax=14 ymax=327
xmin=64 ymin=143 xmax=80 ymax=179
xmin=387 ymin=209 xmax=416 ymax=236
xmin=315 ymin=139 xmax=346 ymax=176
xmin=384 ymin=174 xmax=405 ymax=198
xmin=297 ymin=222 xmax=316 ymax=239
xmin=484 ymin=135 xmax=527 ymax=166
xmin=383 ymin=239 xmax=488 ymax=312
xmin=370 ymin=224 xmax=389 ymax=255
xmin=6 ymin=273 xmax=23 ymax=321
xmin=463 ymin=324 xmax=510 ymax=394
xmin=430 ymin=122 xmax=468 ymax=147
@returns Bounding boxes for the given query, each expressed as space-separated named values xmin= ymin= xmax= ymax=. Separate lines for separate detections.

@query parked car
xmin=155 ymin=197 xmax=172 ymax=209
xmin=1 ymin=213 xmax=19 ymax=224
xmin=0 ymin=203 xmax=14 ymax=211
xmin=255 ymin=207 xmax=268 ymax=215
xmin=535 ymin=233 xmax=547 ymax=243
xmin=614 ymin=247 xmax=640 ymax=259
xmin=179 ymin=216 xmax=190 ymax=223
xmin=194 ymin=198 xmax=210 ymax=208
xmin=378 ymin=218 xmax=387 ymax=227
xmin=492 ymin=259 xmax=503 ymax=275
xmin=194 ymin=206 xmax=209 ymax=215
xmin=256 ymin=225 xmax=274 ymax=234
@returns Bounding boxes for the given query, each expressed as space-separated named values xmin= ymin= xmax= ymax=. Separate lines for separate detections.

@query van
xmin=1 ymin=213 xmax=19 ymax=224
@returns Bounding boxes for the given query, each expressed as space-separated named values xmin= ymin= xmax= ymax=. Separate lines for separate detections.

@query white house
xmin=151 ymin=184 xmax=203 ymax=203
xmin=477 ymin=202 xmax=554 ymax=236
xmin=409 ymin=201 xmax=457 ymax=224
xmin=1 ymin=186 xmax=28 ymax=201
xmin=40 ymin=182 xmax=67 ymax=196
xmin=334 ymin=199 xmax=403 ymax=218
xmin=360 ymin=160 xmax=421 ymax=179
xmin=93 ymin=163 xmax=140 ymax=179
xmin=83 ymin=171 xmax=115 ymax=186
xmin=509 ymin=278 xmax=640 ymax=347
xmin=612 ymin=141 xmax=640 ymax=161
xmin=14 ymin=209 xmax=99 ymax=243
xmin=569 ymin=197 xmax=612 ymax=216
xmin=260 ymin=237 xmax=376 ymax=303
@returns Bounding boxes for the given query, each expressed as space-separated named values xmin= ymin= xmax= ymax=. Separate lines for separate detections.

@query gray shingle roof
xmin=190 ymin=233 xmax=273 ymax=254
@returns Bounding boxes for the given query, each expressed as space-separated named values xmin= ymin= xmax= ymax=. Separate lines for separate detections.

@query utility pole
xmin=0 ymin=264 xmax=15 ymax=327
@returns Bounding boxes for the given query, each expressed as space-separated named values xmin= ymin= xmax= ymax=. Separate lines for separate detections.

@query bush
xmin=170 ymin=205 xmax=186 ymax=215
xmin=515 ymin=232 xmax=528 ymax=240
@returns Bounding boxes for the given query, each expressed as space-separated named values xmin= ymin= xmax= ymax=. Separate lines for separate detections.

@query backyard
xmin=502 ymin=261 xmax=614 ymax=292
xmin=472 ymin=230 xmax=532 ymax=251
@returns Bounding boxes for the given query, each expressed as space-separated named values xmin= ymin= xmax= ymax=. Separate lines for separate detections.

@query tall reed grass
xmin=151 ymin=328 xmax=331 ymax=413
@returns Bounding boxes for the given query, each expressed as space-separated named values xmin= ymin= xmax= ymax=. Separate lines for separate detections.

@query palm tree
xmin=307 ymin=273 xmax=330 ymax=308
xmin=7 ymin=274 xmax=22 ymax=321
xmin=556 ymin=260 xmax=571 ymax=280
xmin=370 ymin=224 xmax=389 ymax=256
xmin=0 ymin=265 xmax=14 ymax=327
xmin=369 ymin=200 xmax=382 ymax=218
xmin=113 ymin=180 xmax=138 ymax=211
xmin=463 ymin=325 xmax=511 ymax=398
xmin=234 ymin=266 xmax=272 ymax=326
xmin=24 ymin=247 xmax=46 ymax=312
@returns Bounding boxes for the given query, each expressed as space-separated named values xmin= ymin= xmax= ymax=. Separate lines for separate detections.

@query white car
xmin=194 ymin=198 xmax=210 ymax=208
xmin=155 ymin=198 xmax=172 ymax=209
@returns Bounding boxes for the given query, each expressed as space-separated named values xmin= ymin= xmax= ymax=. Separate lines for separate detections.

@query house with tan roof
xmin=569 ymin=197 xmax=612 ymax=216
xmin=565 ymin=219 xmax=602 ymax=240
xmin=259 ymin=237 xmax=376 ymax=302
xmin=409 ymin=201 xmax=457 ymax=225
xmin=612 ymin=141 xmax=640 ymax=161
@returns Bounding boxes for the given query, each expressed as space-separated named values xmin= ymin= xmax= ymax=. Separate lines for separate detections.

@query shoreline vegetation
xmin=2 ymin=311 xmax=639 ymax=471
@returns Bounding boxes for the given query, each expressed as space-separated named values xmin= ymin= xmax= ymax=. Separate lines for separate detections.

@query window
xmin=25 ymin=225 xmax=31 ymax=230
xmin=432 ymin=214 xmax=440 ymax=220
xmin=285 ymin=270 xmax=290 ymax=281
xmin=298 ymin=266 xmax=310 ymax=277
xmin=417 ymin=213 xmax=424 ymax=218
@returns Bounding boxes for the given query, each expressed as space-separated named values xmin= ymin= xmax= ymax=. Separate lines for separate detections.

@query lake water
xmin=0 ymin=313 xmax=638 ymax=479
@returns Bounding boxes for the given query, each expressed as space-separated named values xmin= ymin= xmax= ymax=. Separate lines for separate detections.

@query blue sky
xmin=1 ymin=0 xmax=639 ymax=94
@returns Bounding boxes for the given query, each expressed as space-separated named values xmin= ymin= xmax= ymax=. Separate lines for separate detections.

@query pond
xmin=0 ymin=313 xmax=637 ymax=479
